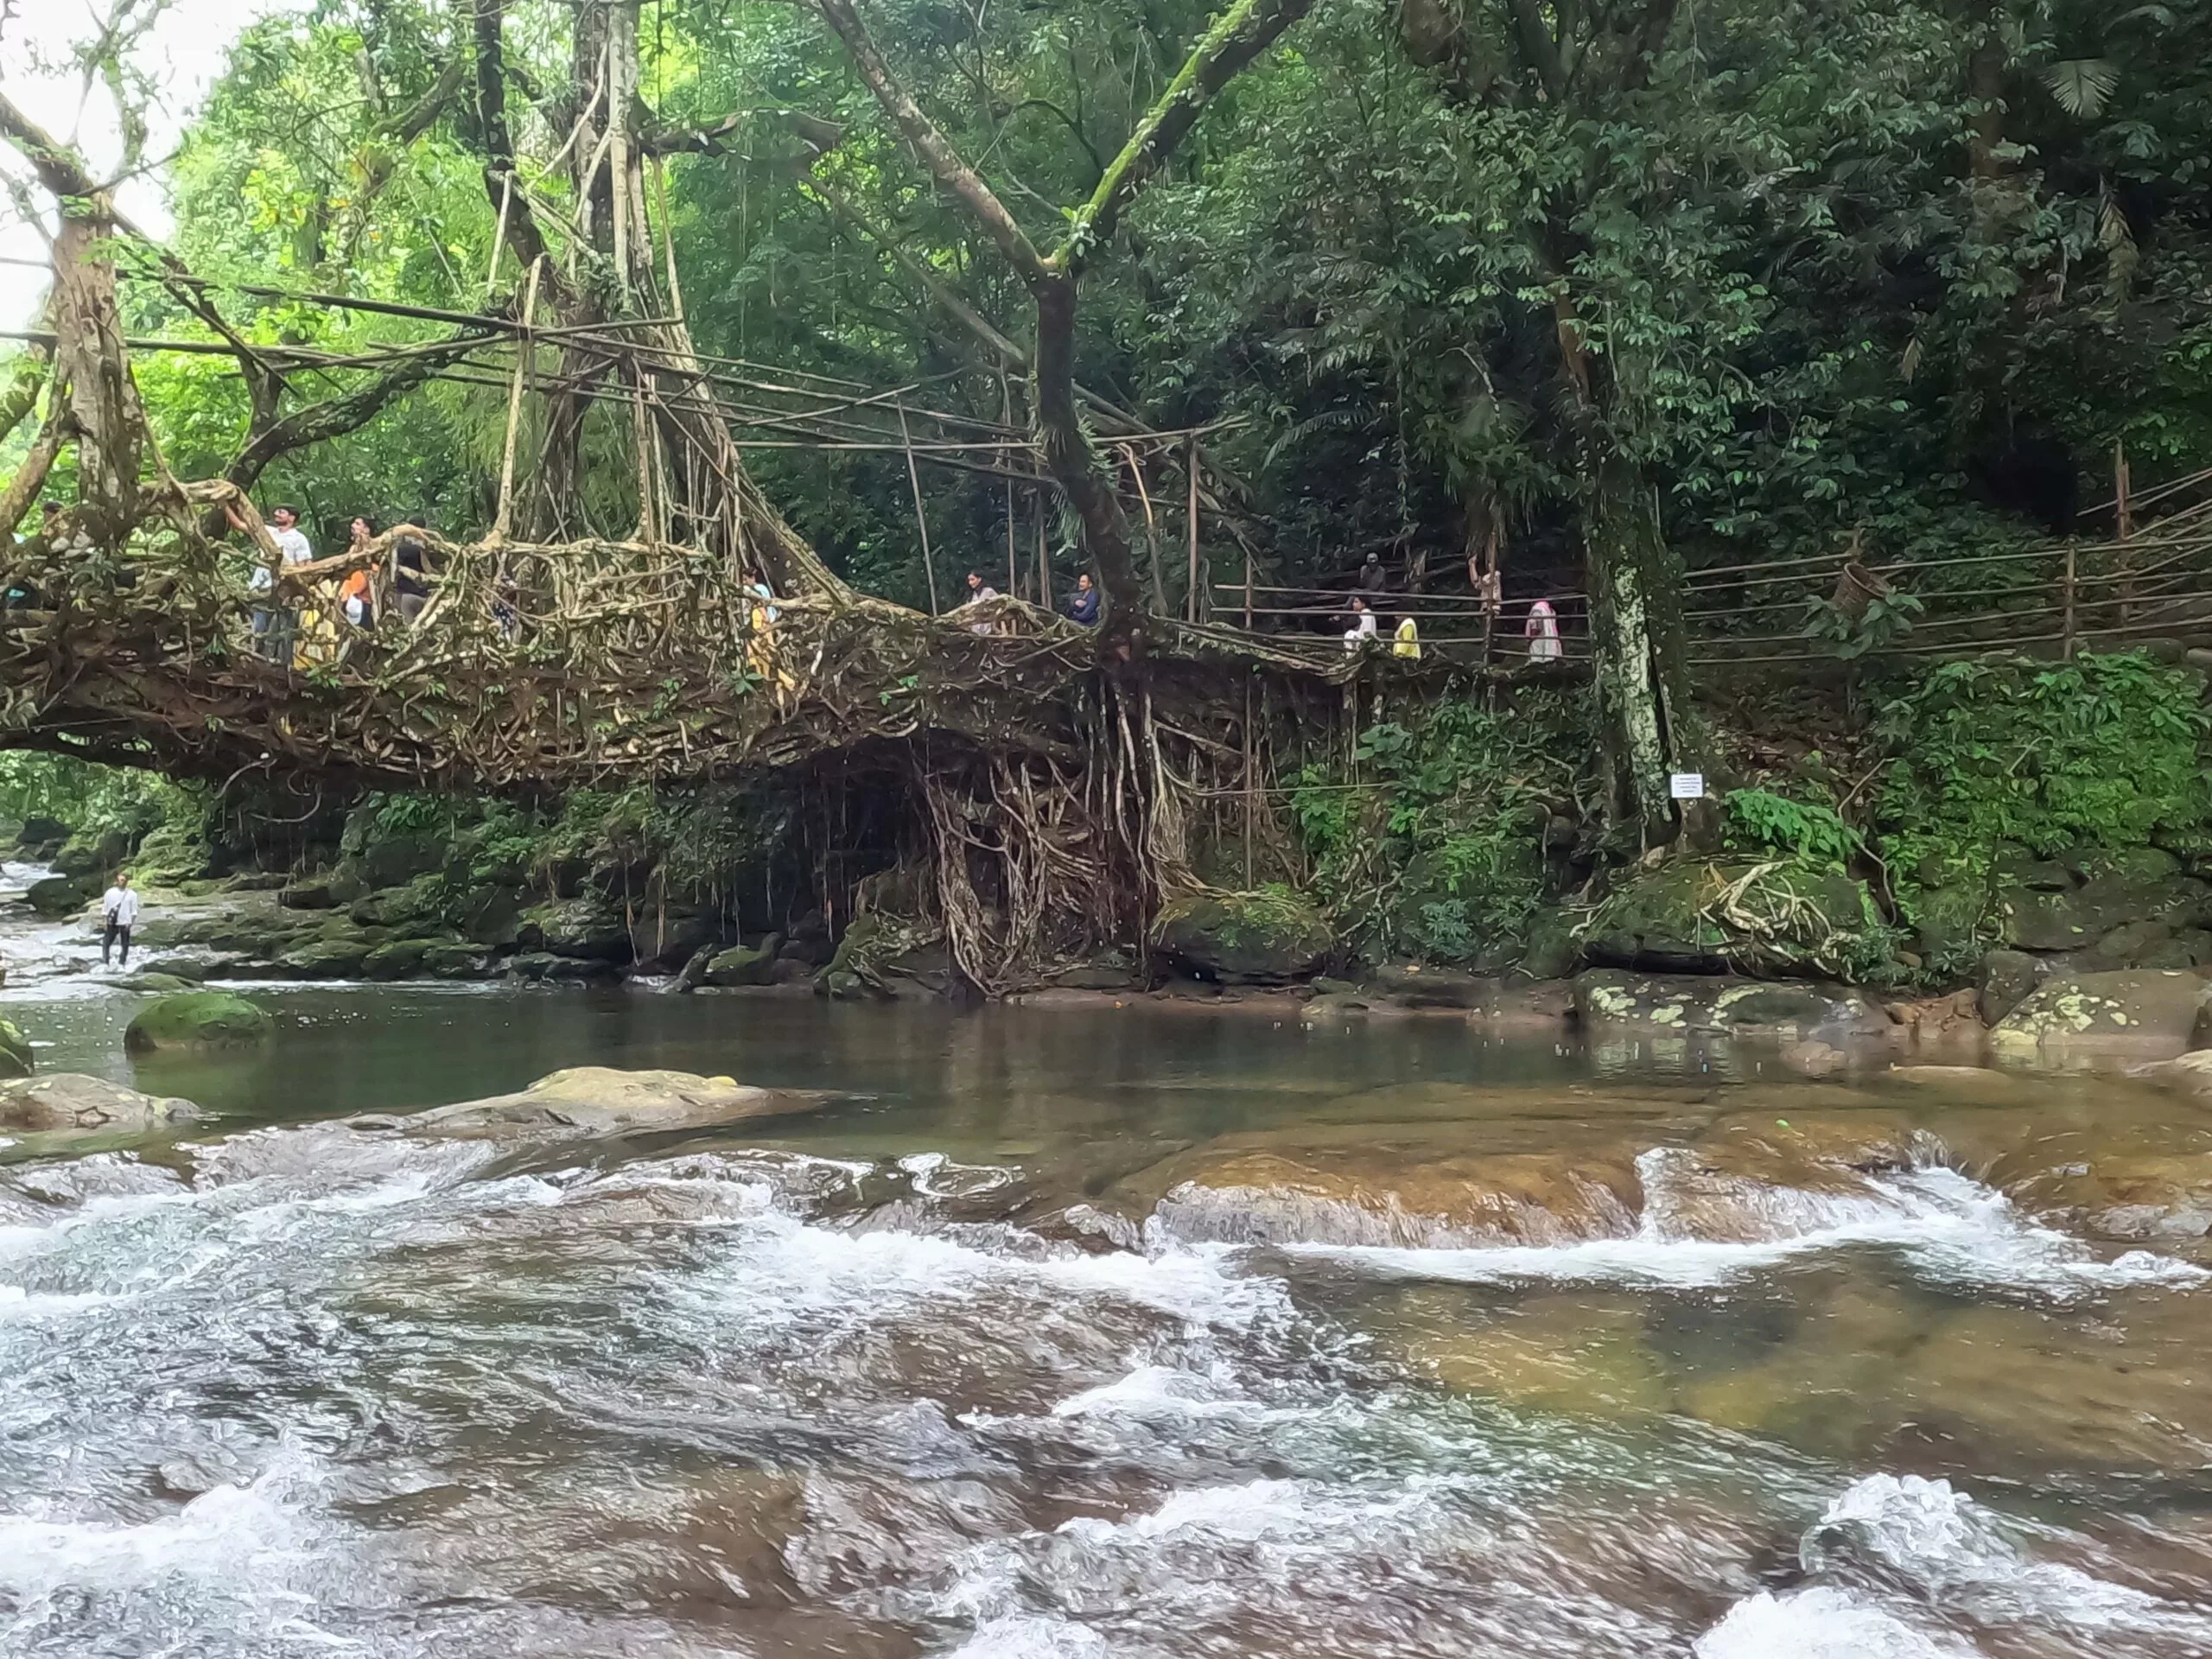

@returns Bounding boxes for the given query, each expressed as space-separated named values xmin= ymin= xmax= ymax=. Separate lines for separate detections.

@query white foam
xmin=1288 ymin=1164 xmax=2208 ymax=1299
xmin=681 ymin=1209 xmax=1286 ymax=1343
xmin=0 ymin=1453 xmax=323 ymax=1606
xmin=940 ymin=1614 xmax=1110 ymax=1657
xmin=1050 ymin=1362 xmax=1266 ymax=1421
xmin=1808 ymin=1474 xmax=2212 ymax=1639
xmin=1695 ymin=1587 xmax=1974 ymax=1658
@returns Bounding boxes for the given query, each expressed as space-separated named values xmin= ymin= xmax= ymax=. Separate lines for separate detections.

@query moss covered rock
xmin=0 ymin=1016 xmax=31 ymax=1078
xmin=124 ymin=991 xmax=274 ymax=1052
xmin=1573 ymin=968 xmax=1892 ymax=1046
xmin=1153 ymin=888 xmax=1334 ymax=982
xmin=704 ymin=935 xmax=781 ymax=988
xmin=1990 ymin=969 xmax=2212 ymax=1060
xmin=1581 ymin=858 xmax=1892 ymax=979
xmin=24 ymin=874 xmax=92 ymax=917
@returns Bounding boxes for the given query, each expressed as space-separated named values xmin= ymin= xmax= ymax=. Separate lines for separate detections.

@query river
xmin=2 ymin=890 xmax=2209 ymax=1656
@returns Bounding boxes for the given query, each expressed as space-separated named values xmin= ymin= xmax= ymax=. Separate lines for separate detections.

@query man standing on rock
xmin=100 ymin=872 xmax=140 ymax=969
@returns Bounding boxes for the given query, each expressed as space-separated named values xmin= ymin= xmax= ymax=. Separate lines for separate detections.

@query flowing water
xmin=3 ymin=900 xmax=2211 ymax=1656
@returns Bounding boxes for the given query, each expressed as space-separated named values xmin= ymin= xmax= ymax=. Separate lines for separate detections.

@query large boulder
xmin=419 ymin=942 xmax=490 ymax=979
xmin=1152 ymin=889 xmax=1334 ymax=983
xmin=376 ymin=1066 xmax=823 ymax=1140
xmin=1976 ymin=947 xmax=2041 ymax=1024
xmin=1996 ymin=849 xmax=2209 ymax=952
xmin=1573 ymin=968 xmax=1892 ymax=1046
xmin=124 ymin=991 xmax=274 ymax=1052
xmin=49 ymin=826 xmax=132 ymax=880
xmin=1989 ymin=969 xmax=2212 ymax=1060
xmin=0 ymin=1016 xmax=30 ymax=1078
xmin=24 ymin=874 xmax=92 ymax=917
xmin=274 ymin=939 xmax=373 ymax=980
xmin=518 ymin=895 xmax=635 ymax=962
xmin=0 ymin=1073 xmax=198 ymax=1135
xmin=15 ymin=814 xmax=72 ymax=855
xmin=1580 ymin=858 xmax=1890 ymax=978
xmin=704 ymin=935 xmax=783 ymax=988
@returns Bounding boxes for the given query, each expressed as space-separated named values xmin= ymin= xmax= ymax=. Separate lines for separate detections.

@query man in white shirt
xmin=250 ymin=505 xmax=314 ymax=662
xmin=100 ymin=871 xmax=141 ymax=968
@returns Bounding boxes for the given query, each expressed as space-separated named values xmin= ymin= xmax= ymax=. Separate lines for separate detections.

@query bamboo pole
xmin=897 ymin=394 xmax=940 ymax=613
xmin=1035 ymin=494 xmax=1051 ymax=608
xmin=1185 ymin=435 xmax=1201 ymax=623
xmin=2115 ymin=439 xmax=2134 ymax=626
xmin=491 ymin=260 xmax=542 ymax=542
xmin=2062 ymin=542 xmax=2077 ymax=658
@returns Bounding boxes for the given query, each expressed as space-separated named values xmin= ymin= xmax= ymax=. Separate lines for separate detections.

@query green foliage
xmin=1876 ymin=652 xmax=2212 ymax=873
xmin=1797 ymin=590 xmax=1927 ymax=660
xmin=1722 ymin=789 xmax=1863 ymax=868
xmin=1288 ymin=690 xmax=1593 ymax=963
xmin=0 ymin=753 xmax=197 ymax=840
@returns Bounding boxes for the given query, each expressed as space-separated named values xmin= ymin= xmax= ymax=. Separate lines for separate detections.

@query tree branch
xmin=223 ymin=334 xmax=489 ymax=492
xmin=807 ymin=0 xmax=1051 ymax=289
xmin=472 ymin=0 xmax=551 ymax=271
xmin=1502 ymin=0 xmax=1567 ymax=100
xmin=0 ymin=90 xmax=101 ymax=200
xmin=808 ymin=181 xmax=1033 ymax=371
xmin=1068 ymin=0 xmax=1317 ymax=266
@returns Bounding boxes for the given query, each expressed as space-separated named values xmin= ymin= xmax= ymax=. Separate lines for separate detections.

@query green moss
xmin=124 ymin=991 xmax=274 ymax=1052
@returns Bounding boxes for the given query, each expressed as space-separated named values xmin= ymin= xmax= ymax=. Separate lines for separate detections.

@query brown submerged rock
xmin=365 ymin=1066 xmax=826 ymax=1140
xmin=1121 ymin=1141 xmax=1643 ymax=1248
xmin=0 ymin=1073 xmax=200 ymax=1135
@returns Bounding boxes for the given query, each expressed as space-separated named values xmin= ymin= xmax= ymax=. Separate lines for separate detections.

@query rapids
xmin=2 ymin=900 xmax=2210 ymax=1655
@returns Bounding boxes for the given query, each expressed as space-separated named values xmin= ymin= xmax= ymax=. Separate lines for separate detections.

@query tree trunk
xmin=1033 ymin=275 xmax=1145 ymax=645
xmin=1583 ymin=450 xmax=1698 ymax=840
xmin=51 ymin=206 xmax=146 ymax=534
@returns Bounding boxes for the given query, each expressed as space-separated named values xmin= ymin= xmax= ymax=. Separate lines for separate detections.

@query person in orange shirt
xmin=340 ymin=516 xmax=377 ymax=627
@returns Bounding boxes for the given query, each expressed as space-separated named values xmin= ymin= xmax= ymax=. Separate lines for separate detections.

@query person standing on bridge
xmin=963 ymin=570 xmax=1001 ymax=635
xmin=393 ymin=524 xmax=432 ymax=625
xmin=246 ymin=505 xmax=313 ymax=664
xmin=1526 ymin=593 xmax=1563 ymax=663
xmin=99 ymin=872 xmax=140 ymax=969
xmin=340 ymin=517 xmax=377 ymax=629
xmin=1065 ymin=572 xmax=1099 ymax=626
xmin=1344 ymin=595 xmax=1379 ymax=652
xmin=1358 ymin=550 xmax=1388 ymax=601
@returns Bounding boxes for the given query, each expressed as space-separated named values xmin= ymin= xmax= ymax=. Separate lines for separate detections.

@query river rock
xmin=419 ymin=942 xmax=490 ymax=979
xmin=1152 ymin=889 xmax=1334 ymax=982
xmin=704 ymin=935 xmax=782 ymax=988
xmin=15 ymin=814 xmax=70 ymax=855
xmin=1999 ymin=1149 xmax=2212 ymax=1240
xmin=506 ymin=950 xmax=622 ymax=982
xmin=276 ymin=939 xmax=372 ymax=979
xmin=277 ymin=879 xmax=338 ymax=910
xmin=24 ymin=874 xmax=91 ymax=916
xmin=1580 ymin=858 xmax=1887 ymax=976
xmin=124 ymin=990 xmax=274 ymax=1052
xmin=49 ymin=826 xmax=131 ymax=880
xmin=1573 ymin=969 xmax=1891 ymax=1046
xmin=1367 ymin=963 xmax=1489 ymax=1009
xmin=0 ymin=1016 xmax=29 ymax=1078
xmin=381 ymin=1066 xmax=823 ymax=1140
xmin=1989 ymin=969 xmax=2212 ymax=1059
xmin=0 ymin=1073 xmax=198 ymax=1134
xmin=1976 ymin=947 xmax=2041 ymax=1023
xmin=518 ymin=895 xmax=635 ymax=961
xmin=117 ymin=971 xmax=198 ymax=995
xmin=1122 ymin=1142 xmax=1641 ymax=1248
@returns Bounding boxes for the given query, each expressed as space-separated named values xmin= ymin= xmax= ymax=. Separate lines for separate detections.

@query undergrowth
xmin=1287 ymin=690 xmax=1595 ymax=964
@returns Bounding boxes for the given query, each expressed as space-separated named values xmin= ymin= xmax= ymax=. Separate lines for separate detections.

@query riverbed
xmin=3 ymin=894 xmax=2210 ymax=1656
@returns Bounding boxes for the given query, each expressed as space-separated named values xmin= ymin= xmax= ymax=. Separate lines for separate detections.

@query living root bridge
xmin=0 ymin=497 xmax=1505 ymax=992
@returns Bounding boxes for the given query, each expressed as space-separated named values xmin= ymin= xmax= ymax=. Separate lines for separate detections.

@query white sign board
xmin=1669 ymin=772 xmax=1707 ymax=801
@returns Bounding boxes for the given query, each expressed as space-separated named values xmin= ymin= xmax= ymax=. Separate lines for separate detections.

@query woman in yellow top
xmin=1392 ymin=615 xmax=1421 ymax=658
